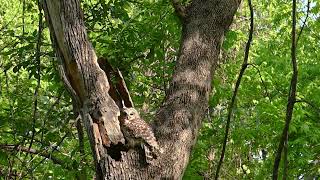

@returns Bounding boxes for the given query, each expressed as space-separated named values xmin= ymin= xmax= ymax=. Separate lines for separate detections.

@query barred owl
xmin=119 ymin=107 xmax=161 ymax=163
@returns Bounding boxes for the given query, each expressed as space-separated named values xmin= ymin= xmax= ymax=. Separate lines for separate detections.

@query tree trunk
xmin=42 ymin=0 xmax=241 ymax=179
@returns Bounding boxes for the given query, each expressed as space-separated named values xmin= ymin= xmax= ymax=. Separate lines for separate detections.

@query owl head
xmin=121 ymin=107 xmax=140 ymax=121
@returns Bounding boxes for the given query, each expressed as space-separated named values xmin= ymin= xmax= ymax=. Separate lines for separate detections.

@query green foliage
xmin=184 ymin=0 xmax=320 ymax=179
xmin=0 ymin=0 xmax=319 ymax=179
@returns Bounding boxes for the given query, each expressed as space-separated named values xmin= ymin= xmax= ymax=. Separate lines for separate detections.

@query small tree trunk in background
xmin=42 ymin=0 xmax=240 ymax=179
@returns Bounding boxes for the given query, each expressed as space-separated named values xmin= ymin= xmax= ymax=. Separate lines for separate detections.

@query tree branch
xmin=272 ymin=0 xmax=297 ymax=179
xmin=297 ymin=0 xmax=310 ymax=44
xmin=247 ymin=63 xmax=271 ymax=102
xmin=214 ymin=0 xmax=254 ymax=179
xmin=41 ymin=91 xmax=63 ymax=143
xmin=0 ymin=144 xmax=71 ymax=170
xmin=27 ymin=0 xmax=43 ymax=155
xmin=22 ymin=0 xmax=26 ymax=36
xmin=295 ymin=99 xmax=320 ymax=114
xmin=21 ymin=132 xmax=71 ymax=179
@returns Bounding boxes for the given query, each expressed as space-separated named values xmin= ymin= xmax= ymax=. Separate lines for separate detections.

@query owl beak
xmin=120 ymin=109 xmax=128 ymax=117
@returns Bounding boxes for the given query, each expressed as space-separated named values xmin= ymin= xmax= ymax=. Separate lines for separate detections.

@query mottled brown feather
xmin=119 ymin=107 xmax=160 ymax=163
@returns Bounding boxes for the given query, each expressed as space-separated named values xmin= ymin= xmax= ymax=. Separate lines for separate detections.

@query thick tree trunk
xmin=42 ymin=0 xmax=240 ymax=179
xmin=42 ymin=1 xmax=124 ymax=178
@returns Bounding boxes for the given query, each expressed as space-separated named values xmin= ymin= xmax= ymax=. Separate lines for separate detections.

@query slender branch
xmin=0 ymin=144 xmax=71 ymax=170
xmin=295 ymin=99 xmax=320 ymax=113
xmin=283 ymin=134 xmax=288 ymax=180
xmin=297 ymin=0 xmax=310 ymax=44
xmin=127 ymin=54 xmax=146 ymax=65
xmin=247 ymin=63 xmax=271 ymax=102
xmin=22 ymin=0 xmax=26 ymax=36
xmin=0 ymin=11 xmax=21 ymax=32
xmin=21 ymin=132 xmax=70 ymax=178
xmin=4 ymin=70 xmax=13 ymax=117
xmin=214 ymin=0 xmax=254 ymax=179
xmin=272 ymin=0 xmax=297 ymax=179
xmin=27 ymin=0 xmax=43 ymax=155
xmin=0 ymin=41 xmax=21 ymax=53
xmin=115 ymin=11 xmax=169 ymax=65
xmin=41 ymin=92 xmax=63 ymax=143
xmin=1 ymin=131 xmax=52 ymax=148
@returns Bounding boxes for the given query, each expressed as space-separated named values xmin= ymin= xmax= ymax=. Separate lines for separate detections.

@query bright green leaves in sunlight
xmin=184 ymin=0 xmax=320 ymax=179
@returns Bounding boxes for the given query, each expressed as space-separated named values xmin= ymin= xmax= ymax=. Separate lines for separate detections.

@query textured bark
xmin=42 ymin=1 xmax=124 ymax=178
xmin=42 ymin=0 xmax=241 ymax=179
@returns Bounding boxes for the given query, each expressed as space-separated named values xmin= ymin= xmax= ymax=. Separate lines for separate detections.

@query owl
xmin=119 ymin=107 xmax=161 ymax=163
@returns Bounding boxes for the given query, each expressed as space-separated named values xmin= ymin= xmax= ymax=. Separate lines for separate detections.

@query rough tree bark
xmin=42 ymin=0 xmax=241 ymax=179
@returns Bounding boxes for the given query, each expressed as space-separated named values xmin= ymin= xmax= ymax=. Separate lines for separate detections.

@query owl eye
xmin=129 ymin=113 xmax=134 ymax=116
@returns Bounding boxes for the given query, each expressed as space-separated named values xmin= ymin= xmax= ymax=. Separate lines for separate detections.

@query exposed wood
xmin=97 ymin=57 xmax=133 ymax=108
xmin=115 ymin=69 xmax=134 ymax=108
xmin=42 ymin=1 xmax=125 ymax=178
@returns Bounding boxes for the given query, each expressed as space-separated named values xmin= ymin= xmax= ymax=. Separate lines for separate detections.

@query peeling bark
xmin=42 ymin=1 xmax=124 ymax=178
xmin=42 ymin=0 xmax=241 ymax=179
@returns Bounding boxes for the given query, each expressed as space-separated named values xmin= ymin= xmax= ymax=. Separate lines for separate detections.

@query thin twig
xmin=0 ymin=144 xmax=71 ymax=170
xmin=272 ymin=0 xmax=297 ymax=179
xmin=4 ymin=70 xmax=13 ymax=118
xmin=0 ymin=11 xmax=21 ymax=32
xmin=214 ymin=0 xmax=254 ymax=179
xmin=41 ymin=92 xmax=63 ymax=143
xmin=247 ymin=63 xmax=271 ymax=102
xmin=21 ymin=132 xmax=70 ymax=178
xmin=297 ymin=0 xmax=310 ymax=44
xmin=295 ymin=98 xmax=320 ymax=113
xmin=27 ymin=0 xmax=44 ymax=155
xmin=22 ymin=0 xmax=26 ymax=36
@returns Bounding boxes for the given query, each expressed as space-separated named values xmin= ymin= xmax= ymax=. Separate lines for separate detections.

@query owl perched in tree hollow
xmin=119 ymin=107 xmax=161 ymax=163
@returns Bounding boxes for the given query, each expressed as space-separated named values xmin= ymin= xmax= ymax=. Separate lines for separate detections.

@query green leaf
xmin=0 ymin=151 xmax=8 ymax=166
